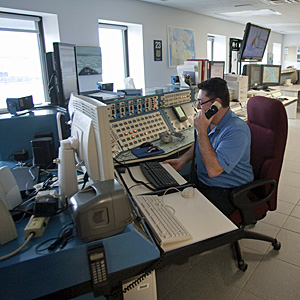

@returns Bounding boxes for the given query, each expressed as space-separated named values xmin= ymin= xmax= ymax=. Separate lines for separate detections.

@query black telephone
xmin=205 ymin=101 xmax=221 ymax=119
xmin=88 ymin=244 xmax=109 ymax=296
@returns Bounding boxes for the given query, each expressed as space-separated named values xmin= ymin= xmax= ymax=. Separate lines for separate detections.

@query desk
xmin=117 ymin=163 xmax=243 ymax=265
xmin=230 ymin=90 xmax=298 ymax=120
xmin=0 ymin=193 xmax=160 ymax=299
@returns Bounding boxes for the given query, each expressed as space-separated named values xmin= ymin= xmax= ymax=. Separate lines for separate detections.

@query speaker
xmin=0 ymin=166 xmax=22 ymax=210
xmin=0 ymin=197 xmax=17 ymax=245
xmin=31 ymin=137 xmax=55 ymax=169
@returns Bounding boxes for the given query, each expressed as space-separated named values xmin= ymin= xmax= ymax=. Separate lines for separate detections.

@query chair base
xmin=233 ymin=230 xmax=281 ymax=271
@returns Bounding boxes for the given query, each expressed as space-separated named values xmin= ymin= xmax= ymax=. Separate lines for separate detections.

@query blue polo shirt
xmin=195 ymin=108 xmax=254 ymax=188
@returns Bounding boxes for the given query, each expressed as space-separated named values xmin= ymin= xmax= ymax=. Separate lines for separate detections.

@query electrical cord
xmin=36 ymin=223 xmax=74 ymax=253
xmin=113 ymin=158 xmax=156 ymax=192
xmin=0 ymin=232 xmax=35 ymax=261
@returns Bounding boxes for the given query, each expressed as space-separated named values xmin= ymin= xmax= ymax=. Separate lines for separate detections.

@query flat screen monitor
xmin=68 ymin=93 xmax=114 ymax=182
xmin=53 ymin=43 xmax=79 ymax=107
xmin=238 ymin=23 xmax=271 ymax=62
xmin=243 ymin=64 xmax=262 ymax=89
xmin=209 ymin=61 xmax=225 ymax=79
xmin=261 ymin=65 xmax=281 ymax=86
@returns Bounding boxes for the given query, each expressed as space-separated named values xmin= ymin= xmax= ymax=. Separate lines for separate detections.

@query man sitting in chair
xmin=164 ymin=77 xmax=254 ymax=216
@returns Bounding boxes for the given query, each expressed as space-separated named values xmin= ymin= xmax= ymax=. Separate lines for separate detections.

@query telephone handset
xmin=205 ymin=101 xmax=221 ymax=119
xmin=88 ymin=244 xmax=109 ymax=296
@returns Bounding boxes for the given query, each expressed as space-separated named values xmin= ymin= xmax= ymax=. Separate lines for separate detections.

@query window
xmin=0 ymin=13 xmax=47 ymax=112
xmin=98 ymin=23 xmax=129 ymax=90
xmin=273 ymin=43 xmax=282 ymax=65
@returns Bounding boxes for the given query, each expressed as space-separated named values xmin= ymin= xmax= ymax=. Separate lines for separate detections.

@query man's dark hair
xmin=198 ymin=77 xmax=230 ymax=107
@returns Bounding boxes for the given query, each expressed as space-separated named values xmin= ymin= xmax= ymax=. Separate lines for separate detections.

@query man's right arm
xmin=163 ymin=143 xmax=194 ymax=171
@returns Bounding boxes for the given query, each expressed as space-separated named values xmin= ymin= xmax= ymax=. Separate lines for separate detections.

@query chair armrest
xmin=230 ymin=179 xmax=277 ymax=225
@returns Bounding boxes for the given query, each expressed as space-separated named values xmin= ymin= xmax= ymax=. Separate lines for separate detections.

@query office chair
xmin=228 ymin=96 xmax=288 ymax=271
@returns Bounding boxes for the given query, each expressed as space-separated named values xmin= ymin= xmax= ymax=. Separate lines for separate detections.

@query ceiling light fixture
xmin=219 ymin=9 xmax=282 ymax=17
xmin=260 ymin=0 xmax=300 ymax=5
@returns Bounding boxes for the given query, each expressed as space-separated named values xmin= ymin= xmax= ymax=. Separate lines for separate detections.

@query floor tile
xmin=276 ymin=200 xmax=295 ymax=215
xmin=193 ymin=244 xmax=263 ymax=289
xmin=162 ymin=268 xmax=241 ymax=300
xmin=261 ymin=211 xmax=288 ymax=228
xmin=240 ymin=222 xmax=280 ymax=254
xmin=282 ymin=215 xmax=300 ymax=233
xmin=279 ymin=171 xmax=300 ymax=188
xmin=282 ymin=160 xmax=300 ymax=174
xmin=264 ymin=228 xmax=300 ymax=267
xmin=243 ymin=257 xmax=300 ymax=300
xmin=291 ymin=205 xmax=300 ymax=218
xmin=236 ymin=290 xmax=265 ymax=300
xmin=156 ymin=254 xmax=203 ymax=299
xmin=278 ymin=183 xmax=300 ymax=204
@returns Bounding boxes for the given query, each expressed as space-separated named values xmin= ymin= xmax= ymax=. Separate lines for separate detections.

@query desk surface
xmin=0 ymin=204 xmax=160 ymax=300
xmin=118 ymin=163 xmax=240 ymax=253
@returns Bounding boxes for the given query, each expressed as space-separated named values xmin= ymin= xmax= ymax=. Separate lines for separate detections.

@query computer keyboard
xmin=133 ymin=194 xmax=192 ymax=245
xmin=140 ymin=161 xmax=179 ymax=190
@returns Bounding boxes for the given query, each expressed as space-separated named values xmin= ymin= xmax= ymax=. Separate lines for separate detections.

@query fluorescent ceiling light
xmin=219 ymin=9 xmax=282 ymax=17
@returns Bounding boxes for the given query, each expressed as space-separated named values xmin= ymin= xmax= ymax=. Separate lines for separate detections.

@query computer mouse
xmin=181 ymin=187 xmax=194 ymax=198
xmin=146 ymin=146 xmax=161 ymax=153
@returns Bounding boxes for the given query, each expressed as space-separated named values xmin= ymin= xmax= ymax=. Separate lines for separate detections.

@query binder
xmin=186 ymin=59 xmax=209 ymax=82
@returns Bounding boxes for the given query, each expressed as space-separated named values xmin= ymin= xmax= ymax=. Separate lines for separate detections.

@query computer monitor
xmin=261 ymin=65 xmax=281 ymax=87
xmin=238 ymin=23 xmax=271 ymax=62
xmin=243 ymin=64 xmax=262 ymax=89
xmin=67 ymin=93 xmax=114 ymax=183
xmin=209 ymin=61 xmax=225 ymax=79
xmin=53 ymin=43 xmax=79 ymax=107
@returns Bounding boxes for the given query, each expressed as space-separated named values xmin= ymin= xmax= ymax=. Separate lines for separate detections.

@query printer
xmin=70 ymin=179 xmax=132 ymax=242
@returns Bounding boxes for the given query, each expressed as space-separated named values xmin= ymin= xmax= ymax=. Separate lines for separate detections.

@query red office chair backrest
xmin=247 ymin=96 xmax=288 ymax=211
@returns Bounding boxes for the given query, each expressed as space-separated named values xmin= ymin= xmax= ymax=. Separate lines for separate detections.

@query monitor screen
xmin=68 ymin=93 xmax=114 ymax=183
xmin=209 ymin=61 xmax=225 ymax=79
xmin=53 ymin=43 xmax=79 ymax=107
xmin=261 ymin=65 xmax=281 ymax=86
xmin=238 ymin=23 xmax=271 ymax=62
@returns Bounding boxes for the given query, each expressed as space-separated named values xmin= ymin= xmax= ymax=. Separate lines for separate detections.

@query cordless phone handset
xmin=205 ymin=101 xmax=221 ymax=119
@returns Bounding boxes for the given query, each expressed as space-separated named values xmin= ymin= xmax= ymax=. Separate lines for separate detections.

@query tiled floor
xmin=156 ymin=112 xmax=300 ymax=300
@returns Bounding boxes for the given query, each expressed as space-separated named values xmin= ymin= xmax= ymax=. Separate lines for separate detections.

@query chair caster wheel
xmin=238 ymin=261 xmax=248 ymax=272
xmin=272 ymin=241 xmax=281 ymax=250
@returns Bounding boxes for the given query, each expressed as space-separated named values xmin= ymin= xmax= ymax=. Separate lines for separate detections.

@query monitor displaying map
xmin=238 ymin=23 xmax=271 ymax=62
xmin=261 ymin=65 xmax=281 ymax=86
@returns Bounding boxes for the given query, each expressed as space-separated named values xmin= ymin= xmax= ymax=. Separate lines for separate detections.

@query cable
xmin=0 ymin=232 xmax=35 ymax=261
xmin=113 ymin=158 xmax=156 ymax=192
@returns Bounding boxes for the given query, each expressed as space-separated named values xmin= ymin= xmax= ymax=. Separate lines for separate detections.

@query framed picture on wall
xmin=76 ymin=46 xmax=102 ymax=76
xmin=168 ymin=26 xmax=195 ymax=68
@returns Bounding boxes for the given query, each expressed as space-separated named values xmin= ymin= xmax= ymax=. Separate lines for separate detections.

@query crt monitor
xmin=238 ymin=23 xmax=271 ymax=62
xmin=209 ymin=61 xmax=225 ymax=79
xmin=242 ymin=64 xmax=262 ymax=89
xmin=261 ymin=65 xmax=281 ymax=87
xmin=68 ymin=93 xmax=114 ymax=183
xmin=53 ymin=43 xmax=79 ymax=107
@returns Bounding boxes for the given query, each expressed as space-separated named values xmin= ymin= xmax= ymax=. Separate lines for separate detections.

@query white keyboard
xmin=133 ymin=194 xmax=192 ymax=245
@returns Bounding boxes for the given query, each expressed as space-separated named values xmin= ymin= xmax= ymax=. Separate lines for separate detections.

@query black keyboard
xmin=140 ymin=161 xmax=179 ymax=190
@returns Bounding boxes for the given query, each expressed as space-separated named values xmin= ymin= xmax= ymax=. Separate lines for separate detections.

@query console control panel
xmin=160 ymin=90 xmax=192 ymax=107
xmin=107 ymin=96 xmax=159 ymax=120
xmin=164 ymin=102 xmax=198 ymax=132
xmin=110 ymin=111 xmax=170 ymax=151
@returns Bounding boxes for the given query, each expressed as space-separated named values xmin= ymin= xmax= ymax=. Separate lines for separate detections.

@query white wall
xmin=282 ymin=34 xmax=300 ymax=69
xmin=0 ymin=0 xmax=283 ymax=87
